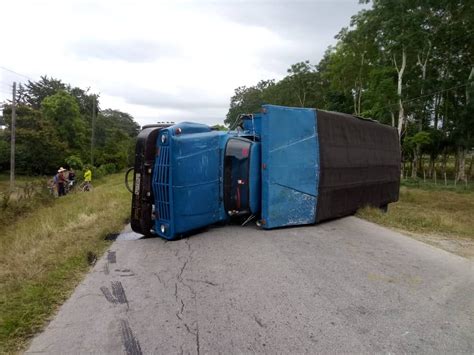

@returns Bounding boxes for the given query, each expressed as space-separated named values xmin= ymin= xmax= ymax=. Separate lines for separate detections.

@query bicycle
xmin=79 ymin=181 xmax=93 ymax=192
xmin=47 ymin=180 xmax=57 ymax=196
xmin=64 ymin=180 xmax=76 ymax=195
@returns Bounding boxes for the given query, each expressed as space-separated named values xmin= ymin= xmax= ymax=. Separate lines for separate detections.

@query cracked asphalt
xmin=27 ymin=217 xmax=474 ymax=354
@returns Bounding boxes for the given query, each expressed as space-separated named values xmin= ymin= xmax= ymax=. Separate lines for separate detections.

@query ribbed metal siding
xmin=155 ymin=146 xmax=171 ymax=221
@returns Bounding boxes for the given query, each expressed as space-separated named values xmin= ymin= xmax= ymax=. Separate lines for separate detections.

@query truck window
xmin=224 ymin=138 xmax=251 ymax=215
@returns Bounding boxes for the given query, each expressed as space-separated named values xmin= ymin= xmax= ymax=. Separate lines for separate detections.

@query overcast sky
xmin=0 ymin=0 xmax=367 ymax=126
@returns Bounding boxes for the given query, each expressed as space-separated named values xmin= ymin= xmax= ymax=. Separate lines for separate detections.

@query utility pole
xmin=91 ymin=95 xmax=96 ymax=167
xmin=10 ymin=82 xmax=16 ymax=192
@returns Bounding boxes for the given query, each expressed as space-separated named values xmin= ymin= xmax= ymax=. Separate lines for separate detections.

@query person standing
xmin=57 ymin=167 xmax=67 ymax=197
xmin=52 ymin=172 xmax=59 ymax=196
xmin=68 ymin=168 xmax=76 ymax=190
xmin=83 ymin=167 xmax=92 ymax=191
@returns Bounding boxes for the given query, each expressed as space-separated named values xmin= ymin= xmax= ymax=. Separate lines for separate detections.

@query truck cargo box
xmin=260 ymin=105 xmax=400 ymax=228
xmin=315 ymin=110 xmax=400 ymax=223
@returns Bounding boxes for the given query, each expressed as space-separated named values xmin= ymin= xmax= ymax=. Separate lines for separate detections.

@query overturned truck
xmin=129 ymin=105 xmax=400 ymax=240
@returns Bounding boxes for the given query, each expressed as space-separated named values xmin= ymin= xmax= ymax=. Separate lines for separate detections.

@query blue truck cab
xmin=152 ymin=122 xmax=261 ymax=239
xmin=130 ymin=105 xmax=400 ymax=240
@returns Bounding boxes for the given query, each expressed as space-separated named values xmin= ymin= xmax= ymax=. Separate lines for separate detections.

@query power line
xmin=0 ymin=66 xmax=33 ymax=81
xmin=404 ymin=83 xmax=468 ymax=105
xmin=0 ymin=81 xmax=12 ymax=88
xmin=380 ymin=82 xmax=469 ymax=112
xmin=91 ymin=96 xmax=96 ymax=166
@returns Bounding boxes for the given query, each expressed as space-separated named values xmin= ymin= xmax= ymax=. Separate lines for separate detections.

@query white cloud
xmin=0 ymin=0 xmax=366 ymax=126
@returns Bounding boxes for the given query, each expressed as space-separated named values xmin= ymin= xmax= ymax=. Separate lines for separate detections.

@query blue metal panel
xmin=261 ymin=105 xmax=320 ymax=228
xmin=172 ymin=132 xmax=223 ymax=234
xmin=153 ymin=123 xmax=228 ymax=240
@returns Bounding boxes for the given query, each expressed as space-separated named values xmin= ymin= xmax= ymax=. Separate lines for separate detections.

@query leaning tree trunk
xmin=353 ymin=89 xmax=358 ymax=116
xmin=417 ymin=41 xmax=431 ymax=131
xmin=441 ymin=151 xmax=448 ymax=183
xmin=428 ymin=156 xmax=436 ymax=178
xmin=394 ymin=49 xmax=407 ymax=140
xmin=356 ymin=52 xmax=365 ymax=116
xmin=469 ymin=154 xmax=473 ymax=179
xmin=418 ymin=150 xmax=423 ymax=174
xmin=458 ymin=67 xmax=474 ymax=183
xmin=411 ymin=150 xmax=418 ymax=179
xmin=455 ymin=147 xmax=467 ymax=183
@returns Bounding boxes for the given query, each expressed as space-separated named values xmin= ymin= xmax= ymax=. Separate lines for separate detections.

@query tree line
xmin=226 ymin=0 xmax=473 ymax=182
xmin=0 ymin=76 xmax=139 ymax=175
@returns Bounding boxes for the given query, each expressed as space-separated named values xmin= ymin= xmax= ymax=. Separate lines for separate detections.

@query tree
xmin=211 ymin=124 xmax=227 ymax=131
xmin=285 ymin=61 xmax=318 ymax=107
xmin=362 ymin=66 xmax=398 ymax=125
xmin=225 ymin=80 xmax=275 ymax=127
xmin=1 ymin=105 xmax=67 ymax=174
xmin=92 ymin=110 xmax=139 ymax=169
xmin=65 ymin=155 xmax=84 ymax=170
xmin=404 ymin=131 xmax=432 ymax=179
xmin=1 ymin=76 xmax=140 ymax=175
xmin=19 ymin=76 xmax=68 ymax=109
xmin=41 ymin=91 xmax=87 ymax=157
xmin=224 ymin=0 xmax=473 ymax=183
xmin=100 ymin=109 xmax=140 ymax=137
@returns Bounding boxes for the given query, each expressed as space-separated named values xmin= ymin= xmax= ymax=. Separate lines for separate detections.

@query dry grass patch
xmin=0 ymin=173 xmax=130 ymax=353
xmin=357 ymin=185 xmax=474 ymax=258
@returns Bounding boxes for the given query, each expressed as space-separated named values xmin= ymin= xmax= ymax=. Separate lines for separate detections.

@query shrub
xmin=102 ymin=163 xmax=117 ymax=175
xmin=65 ymin=155 xmax=84 ymax=170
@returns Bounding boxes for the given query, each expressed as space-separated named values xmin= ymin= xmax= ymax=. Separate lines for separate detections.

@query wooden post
xmin=9 ymin=82 xmax=16 ymax=192
xmin=91 ymin=95 xmax=96 ymax=166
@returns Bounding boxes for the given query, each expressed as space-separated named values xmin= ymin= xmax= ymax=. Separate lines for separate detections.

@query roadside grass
xmin=357 ymin=182 xmax=474 ymax=258
xmin=0 ymin=173 xmax=130 ymax=353
xmin=400 ymin=177 xmax=474 ymax=193
xmin=0 ymin=185 xmax=55 ymax=229
xmin=0 ymin=174 xmax=44 ymax=193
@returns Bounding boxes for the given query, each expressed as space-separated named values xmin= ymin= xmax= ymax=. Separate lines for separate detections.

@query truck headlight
xmin=161 ymin=134 xmax=167 ymax=144
xmin=160 ymin=224 xmax=166 ymax=234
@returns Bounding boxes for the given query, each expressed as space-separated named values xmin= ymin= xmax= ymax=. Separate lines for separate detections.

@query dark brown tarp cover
xmin=315 ymin=110 xmax=401 ymax=223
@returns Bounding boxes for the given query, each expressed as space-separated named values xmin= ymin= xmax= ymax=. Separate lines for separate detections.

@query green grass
xmin=0 ymin=174 xmax=42 ymax=194
xmin=0 ymin=173 xmax=130 ymax=353
xmin=357 ymin=181 xmax=474 ymax=257
xmin=401 ymin=177 xmax=474 ymax=193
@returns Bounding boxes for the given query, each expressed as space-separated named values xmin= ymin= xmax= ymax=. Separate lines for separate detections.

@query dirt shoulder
xmin=357 ymin=184 xmax=474 ymax=260
xmin=394 ymin=229 xmax=474 ymax=260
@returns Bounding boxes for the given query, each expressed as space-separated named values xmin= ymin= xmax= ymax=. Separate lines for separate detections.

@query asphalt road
xmin=27 ymin=217 xmax=474 ymax=354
